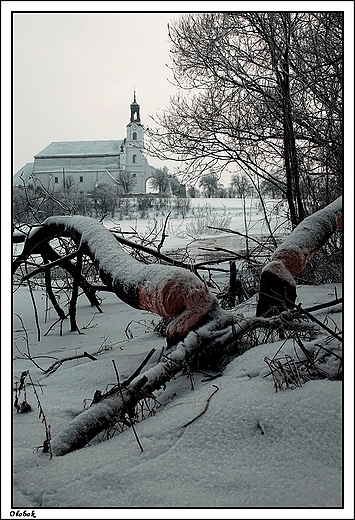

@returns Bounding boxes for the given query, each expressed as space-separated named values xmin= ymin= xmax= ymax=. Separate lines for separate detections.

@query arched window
xmin=132 ymin=132 xmax=137 ymax=141
xmin=133 ymin=154 xmax=137 ymax=164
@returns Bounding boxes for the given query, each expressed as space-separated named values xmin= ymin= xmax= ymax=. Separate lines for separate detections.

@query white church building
xmin=13 ymin=93 xmax=158 ymax=194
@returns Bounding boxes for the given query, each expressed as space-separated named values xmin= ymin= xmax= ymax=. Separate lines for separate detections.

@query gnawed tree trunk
xmin=12 ymin=211 xmax=338 ymax=456
xmin=256 ymin=196 xmax=342 ymax=316
xmin=13 ymin=216 xmax=217 ymax=340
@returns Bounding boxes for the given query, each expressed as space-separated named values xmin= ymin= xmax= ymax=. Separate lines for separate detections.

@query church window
xmin=79 ymin=176 xmax=84 ymax=183
xmin=133 ymin=155 xmax=137 ymax=164
xmin=133 ymin=132 xmax=137 ymax=141
xmin=54 ymin=177 xmax=59 ymax=184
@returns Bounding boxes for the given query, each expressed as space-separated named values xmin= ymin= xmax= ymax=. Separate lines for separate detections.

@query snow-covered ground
xmin=4 ymin=199 xmax=353 ymax=519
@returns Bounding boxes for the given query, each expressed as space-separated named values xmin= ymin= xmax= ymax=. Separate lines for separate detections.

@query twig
xmin=27 ymin=371 xmax=53 ymax=458
xmin=24 ymin=266 xmax=41 ymax=342
xmin=82 ymin=312 xmax=99 ymax=330
xmin=111 ymin=230 xmax=191 ymax=269
xmin=181 ymin=385 xmax=219 ymax=428
xmin=312 ymin=342 xmax=342 ymax=361
xmin=112 ymin=360 xmax=144 ymax=452
xmin=44 ymin=315 xmax=68 ymax=336
xmin=26 ymin=174 xmax=73 ymax=214
xmin=40 ymin=247 xmax=66 ymax=321
xmin=14 ymin=313 xmax=45 ymax=371
xmin=305 ymin=298 xmax=342 ymax=313
xmin=284 ymin=296 xmax=343 ymax=343
xmin=157 ymin=212 xmax=171 ymax=252
xmin=200 ymin=373 xmax=222 ymax=382
xmin=196 ymin=246 xmax=261 ymax=265
xmin=98 ymin=349 xmax=157 ymax=401
xmin=21 ymin=250 xmax=81 ymax=281
xmin=43 ymin=351 xmax=97 ymax=375
xmin=257 ymin=422 xmax=265 ymax=435
xmin=206 ymin=226 xmax=274 ymax=252
xmin=186 ymin=366 xmax=195 ymax=390
xmin=69 ymin=251 xmax=82 ymax=332
xmin=112 ymin=358 xmax=120 ymax=385
xmin=121 ymin=349 xmax=156 ymax=387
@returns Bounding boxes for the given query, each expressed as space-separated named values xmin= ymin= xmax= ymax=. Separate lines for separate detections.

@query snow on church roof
xmin=35 ymin=140 xmax=124 ymax=158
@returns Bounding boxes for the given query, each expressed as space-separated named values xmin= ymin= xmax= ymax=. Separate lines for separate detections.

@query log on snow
xmin=14 ymin=216 xmax=218 ymax=339
xmin=256 ymin=196 xmax=342 ymax=316
xmin=46 ymin=309 xmax=311 ymax=456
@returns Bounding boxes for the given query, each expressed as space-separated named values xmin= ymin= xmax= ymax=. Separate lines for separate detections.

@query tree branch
xmin=256 ymin=196 xmax=342 ymax=316
xmin=44 ymin=308 xmax=315 ymax=456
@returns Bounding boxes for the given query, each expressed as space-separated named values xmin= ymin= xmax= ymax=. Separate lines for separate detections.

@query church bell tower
xmin=125 ymin=91 xmax=144 ymax=173
xmin=130 ymin=90 xmax=141 ymax=123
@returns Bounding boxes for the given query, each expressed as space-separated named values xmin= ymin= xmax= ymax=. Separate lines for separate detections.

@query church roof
xmin=35 ymin=140 xmax=124 ymax=158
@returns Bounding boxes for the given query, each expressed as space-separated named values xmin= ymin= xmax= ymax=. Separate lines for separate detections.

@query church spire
xmin=130 ymin=89 xmax=140 ymax=123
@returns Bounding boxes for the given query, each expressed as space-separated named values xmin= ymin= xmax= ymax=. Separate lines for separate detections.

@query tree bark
xmin=45 ymin=310 xmax=312 ymax=456
xmin=13 ymin=215 xmax=326 ymax=456
xmin=13 ymin=216 xmax=218 ymax=339
xmin=41 ymin=249 xmax=67 ymax=321
xmin=256 ymin=196 xmax=342 ymax=316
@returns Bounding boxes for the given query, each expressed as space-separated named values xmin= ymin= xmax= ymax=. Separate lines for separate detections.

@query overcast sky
xmin=11 ymin=9 xmax=182 ymax=174
xmin=3 ymin=2 xmax=354 ymax=183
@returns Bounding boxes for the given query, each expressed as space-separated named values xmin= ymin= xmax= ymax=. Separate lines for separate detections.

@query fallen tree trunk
xmin=256 ymin=197 xmax=342 ymax=316
xmin=45 ymin=309 xmax=314 ymax=456
xmin=13 ymin=216 xmax=217 ymax=339
xmin=12 ymin=212 xmax=336 ymax=456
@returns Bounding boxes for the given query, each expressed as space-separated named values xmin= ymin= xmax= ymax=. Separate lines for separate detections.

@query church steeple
xmin=130 ymin=90 xmax=141 ymax=123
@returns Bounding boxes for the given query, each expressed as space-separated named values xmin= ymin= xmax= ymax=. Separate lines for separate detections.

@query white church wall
xmin=14 ymin=95 xmax=162 ymax=196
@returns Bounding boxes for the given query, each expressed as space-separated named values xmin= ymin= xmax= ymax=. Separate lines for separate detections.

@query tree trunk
xmin=269 ymin=13 xmax=306 ymax=228
xmin=13 ymin=216 xmax=218 ymax=340
xmin=13 ymin=214 xmax=325 ymax=456
xmin=45 ymin=310 xmax=312 ymax=456
xmin=256 ymin=196 xmax=342 ymax=316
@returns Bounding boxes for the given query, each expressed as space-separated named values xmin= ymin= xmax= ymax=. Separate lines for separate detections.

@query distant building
xmin=13 ymin=93 xmax=158 ymax=194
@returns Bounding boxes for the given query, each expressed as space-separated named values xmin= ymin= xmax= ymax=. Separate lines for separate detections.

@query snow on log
xmin=47 ymin=309 xmax=234 ymax=455
xmin=14 ymin=216 xmax=218 ymax=339
xmin=256 ymin=196 xmax=342 ymax=316
xmin=46 ymin=309 xmax=311 ymax=456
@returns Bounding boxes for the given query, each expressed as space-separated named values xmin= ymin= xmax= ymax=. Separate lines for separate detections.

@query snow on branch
xmin=256 ymin=196 xmax=342 ymax=316
xmin=13 ymin=215 xmax=218 ymax=339
xmin=45 ymin=308 xmax=315 ymax=456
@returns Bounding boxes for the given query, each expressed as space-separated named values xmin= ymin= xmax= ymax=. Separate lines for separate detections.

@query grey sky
xmin=12 ymin=10 xmax=180 ymax=174
xmin=7 ymin=2 xmax=353 ymax=185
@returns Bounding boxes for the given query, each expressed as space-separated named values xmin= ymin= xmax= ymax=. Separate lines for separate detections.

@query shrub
xmin=185 ymin=204 xmax=232 ymax=237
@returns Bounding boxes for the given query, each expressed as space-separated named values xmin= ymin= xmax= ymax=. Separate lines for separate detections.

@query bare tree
xmin=115 ymin=170 xmax=137 ymax=194
xmin=199 ymin=170 xmax=219 ymax=198
xmin=146 ymin=12 xmax=342 ymax=227
xmin=230 ymin=174 xmax=253 ymax=198
xmin=148 ymin=167 xmax=171 ymax=194
xmin=90 ymin=183 xmax=118 ymax=218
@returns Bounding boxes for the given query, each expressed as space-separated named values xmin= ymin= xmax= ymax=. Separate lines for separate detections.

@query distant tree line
xmin=13 ymin=165 xmax=282 ymax=225
xmin=13 ymin=182 xmax=193 ymax=225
